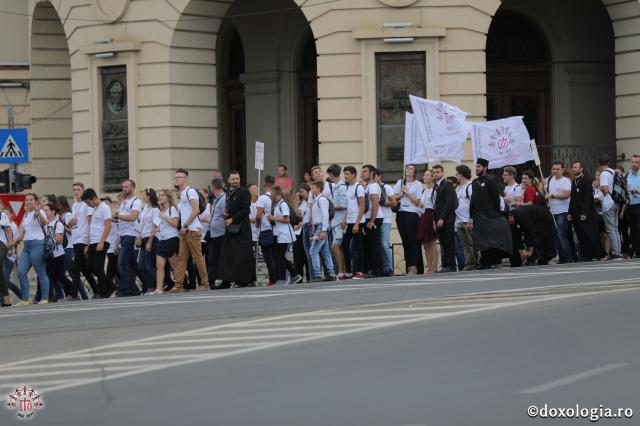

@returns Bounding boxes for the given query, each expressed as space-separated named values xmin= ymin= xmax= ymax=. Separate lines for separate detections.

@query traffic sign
xmin=0 ymin=194 xmax=26 ymax=225
xmin=0 ymin=128 xmax=28 ymax=163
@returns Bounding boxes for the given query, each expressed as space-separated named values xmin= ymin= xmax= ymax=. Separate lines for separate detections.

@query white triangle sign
xmin=9 ymin=201 xmax=23 ymax=215
xmin=0 ymin=135 xmax=24 ymax=158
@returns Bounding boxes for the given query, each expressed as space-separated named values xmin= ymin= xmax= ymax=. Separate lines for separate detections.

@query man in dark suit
xmin=432 ymin=164 xmax=457 ymax=272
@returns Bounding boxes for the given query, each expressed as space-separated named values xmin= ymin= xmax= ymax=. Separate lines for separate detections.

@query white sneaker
xmin=289 ymin=275 xmax=303 ymax=285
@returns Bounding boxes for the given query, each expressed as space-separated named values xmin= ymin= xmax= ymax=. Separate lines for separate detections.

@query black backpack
xmin=272 ymin=200 xmax=300 ymax=227
xmin=318 ymin=195 xmax=336 ymax=221
xmin=187 ymin=187 xmax=207 ymax=215
xmin=356 ymin=184 xmax=370 ymax=214
xmin=603 ymin=169 xmax=628 ymax=205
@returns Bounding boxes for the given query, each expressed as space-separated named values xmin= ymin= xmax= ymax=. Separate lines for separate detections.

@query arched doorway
xmin=30 ymin=1 xmax=73 ymax=195
xmin=486 ymin=0 xmax=616 ymax=172
xmin=216 ymin=0 xmax=317 ymax=184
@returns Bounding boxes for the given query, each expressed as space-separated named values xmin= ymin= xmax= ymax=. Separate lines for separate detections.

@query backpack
xmin=391 ymin=178 xmax=406 ymax=213
xmin=271 ymin=199 xmax=300 ymax=227
xmin=603 ymin=169 xmax=628 ymax=205
xmin=187 ymin=187 xmax=207 ymax=215
xmin=42 ymin=217 xmax=57 ymax=259
xmin=356 ymin=184 xmax=370 ymax=214
xmin=379 ymin=184 xmax=388 ymax=206
xmin=318 ymin=195 xmax=336 ymax=221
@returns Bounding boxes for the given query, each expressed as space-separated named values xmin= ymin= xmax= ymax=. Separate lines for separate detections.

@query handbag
xmin=227 ymin=223 xmax=241 ymax=234
xmin=258 ymin=229 xmax=274 ymax=246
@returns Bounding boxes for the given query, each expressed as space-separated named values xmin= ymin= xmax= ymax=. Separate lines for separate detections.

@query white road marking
xmin=0 ymin=355 xmax=202 ymax=371
xmin=519 ymin=363 xmax=629 ymax=394
xmin=121 ymin=333 xmax=320 ymax=346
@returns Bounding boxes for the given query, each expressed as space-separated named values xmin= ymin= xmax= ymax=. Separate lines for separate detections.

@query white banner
xmin=471 ymin=116 xmax=534 ymax=169
xmin=255 ymin=141 xmax=264 ymax=170
xmin=530 ymin=139 xmax=541 ymax=166
xmin=404 ymin=112 xmax=427 ymax=165
xmin=409 ymin=95 xmax=470 ymax=147
xmin=425 ymin=141 xmax=465 ymax=164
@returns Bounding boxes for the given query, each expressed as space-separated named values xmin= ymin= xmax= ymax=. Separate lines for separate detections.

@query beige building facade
xmin=0 ymin=0 xmax=638 ymax=194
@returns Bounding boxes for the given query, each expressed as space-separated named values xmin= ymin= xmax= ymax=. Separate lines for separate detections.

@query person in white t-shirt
xmin=113 ymin=179 xmax=143 ymax=297
xmin=377 ymin=173 xmax=397 ymax=277
xmin=502 ymin=166 xmax=524 ymax=210
xmin=82 ymin=188 xmax=113 ymax=298
xmin=100 ymin=197 xmax=119 ymax=298
xmin=137 ymin=188 xmax=160 ymax=295
xmin=169 ymin=168 xmax=209 ymax=293
xmin=545 ymin=161 xmax=573 ymax=263
xmin=393 ymin=165 xmax=423 ymax=275
xmin=255 ymin=175 xmax=277 ymax=285
xmin=14 ymin=193 xmax=50 ymax=305
xmin=148 ymin=189 xmax=181 ymax=295
xmin=455 ymin=165 xmax=476 ymax=270
xmin=3 ymin=214 xmax=20 ymax=305
xmin=69 ymin=182 xmax=98 ymax=299
xmin=43 ymin=202 xmax=71 ymax=303
xmin=597 ymin=155 xmax=622 ymax=259
xmin=361 ymin=165 xmax=384 ymax=277
xmin=267 ymin=186 xmax=301 ymax=285
xmin=0 ymin=208 xmax=14 ymax=307
xmin=341 ymin=166 xmax=366 ymax=279
xmin=248 ymin=184 xmax=260 ymax=244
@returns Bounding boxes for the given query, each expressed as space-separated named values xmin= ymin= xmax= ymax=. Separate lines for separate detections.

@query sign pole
xmin=254 ymin=141 xmax=265 ymax=285
xmin=6 ymin=106 xmax=15 ymax=194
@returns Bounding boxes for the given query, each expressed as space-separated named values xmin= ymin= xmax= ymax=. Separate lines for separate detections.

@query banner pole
xmin=255 ymin=168 xmax=261 ymax=284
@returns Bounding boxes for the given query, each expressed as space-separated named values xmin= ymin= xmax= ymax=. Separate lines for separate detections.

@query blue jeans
xmin=137 ymin=237 xmax=157 ymax=293
xmin=302 ymin=223 xmax=313 ymax=269
xmin=381 ymin=223 xmax=393 ymax=274
xmin=554 ymin=212 xmax=573 ymax=263
xmin=4 ymin=258 xmax=21 ymax=299
xmin=309 ymin=227 xmax=335 ymax=279
xmin=18 ymin=239 xmax=49 ymax=302
xmin=117 ymin=236 xmax=137 ymax=296
xmin=454 ymin=232 xmax=466 ymax=270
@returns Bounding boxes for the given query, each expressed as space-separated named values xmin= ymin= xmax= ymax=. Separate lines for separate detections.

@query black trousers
xmin=396 ymin=211 xmax=419 ymax=268
xmin=87 ymin=242 xmax=110 ymax=297
xmin=438 ymin=220 xmax=456 ymax=270
xmin=207 ymin=235 xmax=229 ymax=288
xmin=73 ymin=243 xmax=99 ymax=297
xmin=261 ymin=242 xmax=277 ymax=284
xmin=630 ymin=204 xmax=640 ymax=258
xmin=106 ymin=252 xmax=119 ymax=295
xmin=364 ymin=218 xmax=384 ymax=276
xmin=46 ymin=255 xmax=71 ymax=302
xmin=509 ymin=224 xmax=523 ymax=267
xmin=275 ymin=242 xmax=297 ymax=281
xmin=342 ymin=224 xmax=364 ymax=274
xmin=293 ymin=234 xmax=310 ymax=281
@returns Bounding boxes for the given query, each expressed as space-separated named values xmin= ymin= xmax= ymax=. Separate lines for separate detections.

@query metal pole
xmin=255 ymin=168 xmax=261 ymax=285
xmin=6 ymin=105 xmax=15 ymax=193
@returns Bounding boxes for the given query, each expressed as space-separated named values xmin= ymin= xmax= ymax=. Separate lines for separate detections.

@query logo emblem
xmin=488 ymin=125 xmax=515 ymax=155
xmin=5 ymin=386 xmax=44 ymax=420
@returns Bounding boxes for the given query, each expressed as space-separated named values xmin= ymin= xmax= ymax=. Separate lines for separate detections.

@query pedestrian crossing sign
xmin=0 ymin=128 xmax=28 ymax=163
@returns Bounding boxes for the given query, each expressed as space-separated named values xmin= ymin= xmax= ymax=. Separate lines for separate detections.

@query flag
xmin=471 ymin=116 xmax=534 ymax=169
xmin=425 ymin=141 xmax=465 ymax=164
xmin=404 ymin=112 xmax=428 ymax=165
xmin=409 ymin=95 xmax=470 ymax=147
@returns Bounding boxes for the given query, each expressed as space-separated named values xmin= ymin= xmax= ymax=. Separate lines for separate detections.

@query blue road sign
xmin=0 ymin=128 xmax=28 ymax=164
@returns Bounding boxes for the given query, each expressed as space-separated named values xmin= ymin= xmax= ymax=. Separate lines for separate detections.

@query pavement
xmin=1 ymin=260 xmax=639 ymax=425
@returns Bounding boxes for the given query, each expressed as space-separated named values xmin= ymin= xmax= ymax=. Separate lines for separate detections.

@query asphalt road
xmin=1 ymin=261 xmax=639 ymax=425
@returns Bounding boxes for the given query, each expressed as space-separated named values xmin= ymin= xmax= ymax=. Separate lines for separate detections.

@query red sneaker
xmin=352 ymin=272 xmax=365 ymax=280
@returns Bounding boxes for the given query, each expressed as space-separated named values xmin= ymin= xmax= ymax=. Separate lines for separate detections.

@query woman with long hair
xmin=138 ymin=188 xmax=160 ymax=295
xmin=13 ymin=193 xmax=50 ymax=305
xmin=418 ymin=170 xmax=439 ymax=274
xmin=44 ymin=203 xmax=71 ymax=302
xmin=149 ymin=189 xmax=180 ymax=295
xmin=293 ymin=184 xmax=311 ymax=282
xmin=393 ymin=165 xmax=424 ymax=275
xmin=267 ymin=186 xmax=299 ymax=285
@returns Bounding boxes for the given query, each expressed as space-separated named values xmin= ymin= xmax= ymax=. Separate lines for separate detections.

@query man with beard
xmin=508 ymin=205 xmax=557 ymax=266
xmin=433 ymin=164 xmax=457 ymax=273
xmin=469 ymin=158 xmax=512 ymax=269
xmin=217 ymin=171 xmax=256 ymax=286
xmin=568 ymin=161 xmax=605 ymax=261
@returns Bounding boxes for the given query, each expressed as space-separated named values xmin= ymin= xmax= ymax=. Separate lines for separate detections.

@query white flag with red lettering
xmin=471 ymin=116 xmax=534 ymax=169
xmin=404 ymin=112 xmax=427 ymax=165
xmin=409 ymin=95 xmax=470 ymax=147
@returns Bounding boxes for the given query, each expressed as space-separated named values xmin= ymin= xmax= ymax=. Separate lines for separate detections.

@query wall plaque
xmin=376 ymin=52 xmax=426 ymax=180
xmin=101 ymin=66 xmax=129 ymax=192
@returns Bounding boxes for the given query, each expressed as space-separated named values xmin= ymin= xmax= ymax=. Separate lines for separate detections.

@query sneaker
xmin=608 ymin=255 xmax=622 ymax=261
xmin=196 ymin=286 xmax=209 ymax=292
xmin=15 ymin=301 xmax=29 ymax=307
xmin=40 ymin=300 xmax=49 ymax=305
xmin=167 ymin=287 xmax=185 ymax=294
xmin=323 ymin=275 xmax=337 ymax=282
xmin=150 ymin=289 xmax=163 ymax=295
xmin=289 ymin=275 xmax=303 ymax=285
xmin=352 ymin=272 xmax=365 ymax=280
xmin=338 ymin=274 xmax=351 ymax=281
xmin=265 ymin=281 xmax=276 ymax=287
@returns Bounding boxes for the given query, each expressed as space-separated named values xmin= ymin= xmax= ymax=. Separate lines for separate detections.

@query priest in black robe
xmin=469 ymin=158 xmax=513 ymax=268
xmin=509 ymin=205 xmax=557 ymax=265
xmin=218 ymin=171 xmax=256 ymax=286
xmin=568 ymin=161 xmax=605 ymax=261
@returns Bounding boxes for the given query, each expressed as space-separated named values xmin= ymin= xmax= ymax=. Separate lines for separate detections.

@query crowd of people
xmin=1 ymin=153 xmax=639 ymax=307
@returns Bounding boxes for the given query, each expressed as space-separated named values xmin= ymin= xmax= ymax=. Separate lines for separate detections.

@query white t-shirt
xmin=47 ymin=219 xmax=66 ymax=258
xmin=393 ymin=179 xmax=423 ymax=215
xmin=381 ymin=184 xmax=394 ymax=225
xmin=256 ymin=192 xmax=273 ymax=232
xmin=71 ymin=201 xmax=93 ymax=245
xmin=346 ymin=183 xmax=366 ymax=224
xmin=273 ymin=200 xmax=294 ymax=244
xmin=0 ymin=211 xmax=10 ymax=246
xmin=547 ymin=176 xmax=571 ymax=215
xmin=365 ymin=182 xmax=384 ymax=220
xmin=249 ymin=202 xmax=259 ymax=242
xmin=154 ymin=206 xmax=180 ymax=241
xmin=599 ymin=169 xmax=616 ymax=213
xmin=455 ymin=182 xmax=473 ymax=225
xmin=178 ymin=187 xmax=202 ymax=231
xmin=90 ymin=202 xmax=112 ymax=245
xmin=107 ymin=222 xmax=119 ymax=254
xmin=139 ymin=206 xmax=160 ymax=239
xmin=6 ymin=222 xmax=18 ymax=262
xmin=23 ymin=210 xmax=45 ymax=241
xmin=61 ymin=212 xmax=74 ymax=249
xmin=421 ymin=187 xmax=435 ymax=210
xmin=504 ymin=182 xmax=523 ymax=208
xmin=300 ymin=200 xmax=310 ymax=225
xmin=118 ymin=196 xmax=143 ymax=237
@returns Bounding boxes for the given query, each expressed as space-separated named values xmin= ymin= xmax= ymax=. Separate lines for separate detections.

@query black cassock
xmin=569 ymin=174 xmax=605 ymax=260
xmin=470 ymin=174 xmax=512 ymax=258
xmin=511 ymin=205 xmax=557 ymax=263
xmin=218 ymin=186 xmax=256 ymax=284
